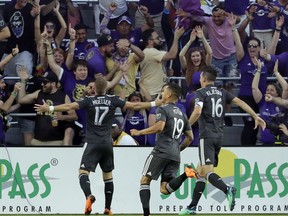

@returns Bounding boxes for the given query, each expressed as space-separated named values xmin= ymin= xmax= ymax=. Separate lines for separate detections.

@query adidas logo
xmin=147 ymin=172 xmax=152 ymax=176
xmin=81 ymin=164 xmax=85 ymax=168
xmin=206 ymin=158 xmax=211 ymax=162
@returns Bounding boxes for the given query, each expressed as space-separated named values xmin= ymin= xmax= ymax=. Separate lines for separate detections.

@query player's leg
xmin=161 ymin=160 xmax=198 ymax=195
xmin=139 ymin=154 xmax=163 ymax=216
xmin=79 ymin=143 xmax=99 ymax=215
xmin=203 ymin=138 xmax=236 ymax=211
xmin=100 ymin=146 xmax=115 ymax=215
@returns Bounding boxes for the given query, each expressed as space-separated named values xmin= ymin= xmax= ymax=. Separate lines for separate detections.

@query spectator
xmin=17 ymin=69 xmax=43 ymax=146
xmin=2 ymin=0 xmax=40 ymax=85
xmin=174 ymin=0 xmax=204 ymax=30
xmin=36 ymin=0 xmax=67 ymax=50
xmin=246 ymin=0 xmax=275 ymax=49
xmin=66 ymin=23 xmax=96 ymax=61
xmin=112 ymin=118 xmax=138 ymax=146
xmin=18 ymin=68 xmax=77 ymax=145
xmin=138 ymin=27 xmax=184 ymax=99
xmin=133 ymin=0 xmax=165 ymax=38
xmin=85 ymin=34 xmax=115 ymax=80
xmin=45 ymin=37 xmax=125 ymax=144
xmin=252 ymin=59 xmax=286 ymax=145
xmin=122 ymin=91 xmax=149 ymax=146
xmin=40 ymin=0 xmax=80 ymax=30
xmin=231 ymin=13 xmax=276 ymax=146
xmin=98 ymin=0 xmax=129 ymax=30
xmin=269 ymin=0 xmax=288 ymax=54
xmin=100 ymin=3 xmax=154 ymax=47
xmin=179 ymin=26 xmax=212 ymax=145
xmin=0 ymin=14 xmax=10 ymax=41
xmin=0 ymin=79 xmax=21 ymax=144
xmin=107 ymin=38 xmax=144 ymax=98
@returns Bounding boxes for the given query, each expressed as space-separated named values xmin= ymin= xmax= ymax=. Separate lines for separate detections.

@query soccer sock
xmin=79 ymin=173 xmax=91 ymax=198
xmin=104 ymin=178 xmax=114 ymax=210
xmin=139 ymin=184 xmax=150 ymax=216
xmin=207 ymin=172 xmax=228 ymax=194
xmin=166 ymin=173 xmax=187 ymax=193
xmin=188 ymin=178 xmax=206 ymax=208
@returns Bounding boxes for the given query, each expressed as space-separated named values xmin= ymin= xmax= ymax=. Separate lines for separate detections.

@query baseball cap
xmin=112 ymin=118 xmax=121 ymax=128
xmin=0 ymin=75 xmax=7 ymax=80
xmin=117 ymin=16 xmax=132 ymax=25
xmin=41 ymin=71 xmax=59 ymax=83
xmin=97 ymin=35 xmax=114 ymax=47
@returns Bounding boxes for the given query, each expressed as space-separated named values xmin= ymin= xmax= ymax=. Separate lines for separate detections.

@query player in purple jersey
xmin=34 ymin=76 xmax=162 ymax=215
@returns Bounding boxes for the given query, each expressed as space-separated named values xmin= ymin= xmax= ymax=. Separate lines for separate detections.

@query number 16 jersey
xmin=194 ymin=84 xmax=235 ymax=139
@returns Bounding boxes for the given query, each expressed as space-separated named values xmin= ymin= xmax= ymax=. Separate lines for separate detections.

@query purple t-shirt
xmin=259 ymin=98 xmax=284 ymax=144
xmin=74 ymin=40 xmax=95 ymax=60
xmin=238 ymin=53 xmax=275 ymax=96
xmin=60 ymin=68 xmax=92 ymax=129
xmin=124 ymin=110 xmax=147 ymax=145
xmin=85 ymin=46 xmax=107 ymax=80
xmin=110 ymin=28 xmax=142 ymax=46
xmin=248 ymin=3 xmax=274 ymax=31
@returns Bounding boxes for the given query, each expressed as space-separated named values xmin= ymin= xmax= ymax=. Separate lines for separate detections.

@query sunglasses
xmin=247 ymin=44 xmax=259 ymax=48
xmin=45 ymin=24 xmax=55 ymax=29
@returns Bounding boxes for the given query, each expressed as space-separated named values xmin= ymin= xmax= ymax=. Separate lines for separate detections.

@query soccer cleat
xmin=226 ymin=186 xmax=237 ymax=211
xmin=185 ymin=165 xmax=200 ymax=179
xmin=104 ymin=208 xmax=113 ymax=215
xmin=85 ymin=195 xmax=95 ymax=215
xmin=179 ymin=206 xmax=196 ymax=215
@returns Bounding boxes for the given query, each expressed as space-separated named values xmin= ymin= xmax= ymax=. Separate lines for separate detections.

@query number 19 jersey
xmin=152 ymin=103 xmax=191 ymax=162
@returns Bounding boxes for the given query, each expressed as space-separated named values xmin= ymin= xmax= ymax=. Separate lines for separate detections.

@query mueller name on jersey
xmin=92 ymin=98 xmax=111 ymax=106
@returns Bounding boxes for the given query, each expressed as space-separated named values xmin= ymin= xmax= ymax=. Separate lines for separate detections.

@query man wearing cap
xmin=100 ymin=3 xmax=154 ymax=46
xmin=18 ymin=68 xmax=77 ymax=146
xmin=112 ymin=118 xmax=138 ymax=146
xmin=85 ymin=34 xmax=116 ymax=80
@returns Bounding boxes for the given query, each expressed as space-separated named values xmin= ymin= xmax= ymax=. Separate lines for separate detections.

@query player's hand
xmin=130 ymin=129 xmax=140 ymax=136
xmin=254 ymin=117 xmax=266 ymax=131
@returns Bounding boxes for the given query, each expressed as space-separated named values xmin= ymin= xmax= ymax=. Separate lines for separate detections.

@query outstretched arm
xmin=34 ymin=100 xmax=80 ymax=113
xmin=232 ymin=97 xmax=266 ymax=130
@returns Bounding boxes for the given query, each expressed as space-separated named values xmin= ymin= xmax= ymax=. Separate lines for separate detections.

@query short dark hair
xmin=74 ymin=23 xmax=88 ymax=31
xmin=202 ymin=66 xmax=217 ymax=81
xmin=71 ymin=59 xmax=88 ymax=72
xmin=163 ymin=82 xmax=182 ymax=99
xmin=95 ymin=76 xmax=107 ymax=95
xmin=141 ymin=29 xmax=155 ymax=47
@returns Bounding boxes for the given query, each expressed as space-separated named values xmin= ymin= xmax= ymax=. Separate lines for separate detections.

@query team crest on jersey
xmin=86 ymin=50 xmax=94 ymax=61
xmin=156 ymin=113 xmax=161 ymax=120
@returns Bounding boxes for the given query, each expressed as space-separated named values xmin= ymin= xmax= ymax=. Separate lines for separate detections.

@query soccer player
xmin=34 ymin=76 xmax=160 ymax=215
xmin=130 ymin=82 xmax=198 ymax=216
xmin=179 ymin=66 xmax=266 ymax=215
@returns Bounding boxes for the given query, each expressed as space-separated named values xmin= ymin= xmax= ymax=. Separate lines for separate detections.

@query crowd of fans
xmin=0 ymin=0 xmax=288 ymax=146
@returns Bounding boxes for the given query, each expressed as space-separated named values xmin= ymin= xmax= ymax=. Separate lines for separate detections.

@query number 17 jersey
xmin=194 ymin=85 xmax=235 ymax=139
